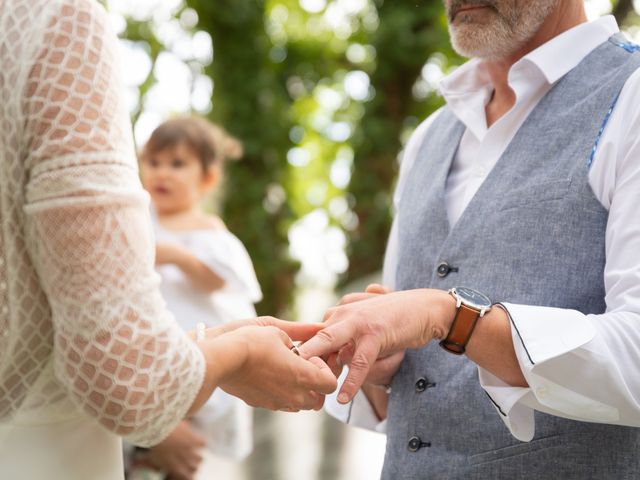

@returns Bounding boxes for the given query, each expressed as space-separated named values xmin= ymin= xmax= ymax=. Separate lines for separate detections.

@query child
xmin=132 ymin=117 xmax=262 ymax=480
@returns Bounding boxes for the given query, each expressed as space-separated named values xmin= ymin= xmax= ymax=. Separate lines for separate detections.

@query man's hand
xmin=298 ymin=288 xmax=456 ymax=404
xmin=329 ymin=285 xmax=405 ymax=419
xmin=329 ymin=284 xmax=405 ymax=389
xmin=145 ymin=421 xmax=206 ymax=480
xmin=324 ymin=284 xmax=393 ymax=379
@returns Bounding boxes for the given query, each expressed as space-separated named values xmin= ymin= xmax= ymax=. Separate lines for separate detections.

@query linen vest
xmin=384 ymin=35 xmax=640 ymax=479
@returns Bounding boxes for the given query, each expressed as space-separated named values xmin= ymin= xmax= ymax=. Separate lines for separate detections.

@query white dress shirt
xmin=327 ymin=16 xmax=640 ymax=442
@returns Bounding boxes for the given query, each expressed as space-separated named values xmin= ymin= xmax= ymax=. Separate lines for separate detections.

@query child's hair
xmin=141 ymin=116 xmax=243 ymax=172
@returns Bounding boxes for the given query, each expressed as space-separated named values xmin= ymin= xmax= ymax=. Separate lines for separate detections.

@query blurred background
xmin=104 ymin=1 xmax=640 ymax=478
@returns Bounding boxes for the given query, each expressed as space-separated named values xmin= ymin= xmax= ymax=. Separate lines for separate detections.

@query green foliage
xmin=344 ymin=1 xmax=461 ymax=284
xmin=185 ymin=0 xmax=300 ymax=316
xmin=116 ymin=0 xmax=637 ymax=317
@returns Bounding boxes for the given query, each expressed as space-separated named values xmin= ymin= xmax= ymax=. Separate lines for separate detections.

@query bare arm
xmin=156 ymin=242 xmax=225 ymax=292
xmin=465 ymin=304 xmax=527 ymax=387
xmin=301 ymin=288 xmax=526 ymax=404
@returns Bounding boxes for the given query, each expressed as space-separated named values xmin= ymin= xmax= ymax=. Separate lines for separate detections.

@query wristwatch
xmin=439 ymin=286 xmax=492 ymax=355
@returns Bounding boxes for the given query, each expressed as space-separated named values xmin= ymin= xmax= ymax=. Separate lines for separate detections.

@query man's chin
xmin=449 ymin=27 xmax=513 ymax=60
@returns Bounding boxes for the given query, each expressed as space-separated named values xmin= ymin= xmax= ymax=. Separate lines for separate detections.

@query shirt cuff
xmin=502 ymin=302 xmax=596 ymax=366
xmin=479 ymin=302 xmax=619 ymax=441
xmin=324 ymin=368 xmax=387 ymax=433
xmin=478 ymin=367 xmax=534 ymax=441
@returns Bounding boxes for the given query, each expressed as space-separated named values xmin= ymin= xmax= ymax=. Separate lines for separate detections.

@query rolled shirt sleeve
xmin=479 ymin=304 xmax=640 ymax=441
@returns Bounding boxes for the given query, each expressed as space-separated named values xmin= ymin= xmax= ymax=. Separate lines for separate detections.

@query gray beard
xmin=448 ymin=0 xmax=559 ymax=60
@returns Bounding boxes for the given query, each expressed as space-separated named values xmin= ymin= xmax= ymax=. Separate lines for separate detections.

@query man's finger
xmin=366 ymin=351 xmax=405 ymax=386
xmin=326 ymin=352 xmax=343 ymax=378
xmin=338 ymin=292 xmax=377 ymax=306
xmin=297 ymin=321 xmax=355 ymax=359
xmin=322 ymin=306 xmax=337 ymax=323
xmin=337 ymin=341 xmax=355 ymax=365
xmin=365 ymin=283 xmax=390 ymax=294
xmin=337 ymin=336 xmax=380 ymax=403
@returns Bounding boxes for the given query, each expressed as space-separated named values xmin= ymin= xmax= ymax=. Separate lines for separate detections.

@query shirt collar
xmin=439 ymin=15 xmax=620 ymax=102
xmin=523 ymin=15 xmax=619 ymax=84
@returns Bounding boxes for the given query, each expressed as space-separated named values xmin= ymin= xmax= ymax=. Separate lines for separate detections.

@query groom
xmin=301 ymin=0 xmax=640 ymax=478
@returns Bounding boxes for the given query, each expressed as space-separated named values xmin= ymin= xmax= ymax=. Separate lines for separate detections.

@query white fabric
xmin=325 ymin=367 xmax=387 ymax=434
xmin=335 ymin=16 xmax=640 ymax=440
xmin=0 ymin=0 xmax=206 ymax=478
xmin=154 ymin=217 xmax=263 ymax=331
xmin=153 ymin=217 xmax=261 ymax=460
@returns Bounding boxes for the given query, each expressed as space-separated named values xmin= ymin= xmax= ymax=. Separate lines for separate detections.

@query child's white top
xmin=152 ymin=215 xmax=261 ymax=460
xmin=153 ymin=217 xmax=263 ymax=331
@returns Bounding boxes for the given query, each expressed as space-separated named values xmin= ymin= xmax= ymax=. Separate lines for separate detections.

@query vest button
xmin=408 ymin=436 xmax=421 ymax=452
xmin=407 ymin=436 xmax=430 ymax=452
xmin=415 ymin=377 xmax=436 ymax=393
xmin=415 ymin=378 xmax=427 ymax=392
xmin=436 ymin=262 xmax=451 ymax=277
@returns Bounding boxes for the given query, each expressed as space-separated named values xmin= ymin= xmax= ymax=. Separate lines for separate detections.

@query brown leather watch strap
xmin=439 ymin=303 xmax=481 ymax=355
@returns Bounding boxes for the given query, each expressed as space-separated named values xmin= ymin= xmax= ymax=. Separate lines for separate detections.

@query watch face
xmin=453 ymin=286 xmax=492 ymax=310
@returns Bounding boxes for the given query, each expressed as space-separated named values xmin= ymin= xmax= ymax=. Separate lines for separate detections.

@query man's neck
xmin=484 ymin=1 xmax=588 ymax=127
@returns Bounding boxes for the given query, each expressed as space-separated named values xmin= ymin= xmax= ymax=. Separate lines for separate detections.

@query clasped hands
xmin=193 ymin=286 xmax=454 ymax=414
xmin=299 ymin=285 xmax=456 ymax=405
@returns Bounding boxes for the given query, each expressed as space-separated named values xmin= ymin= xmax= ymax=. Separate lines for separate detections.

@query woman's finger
xmin=199 ymin=318 xmax=259 ymax=340
xmin=272 ymin=319 xmax=325 ymax=342
xmin=297 ymin=355 xmax=338 ymax=394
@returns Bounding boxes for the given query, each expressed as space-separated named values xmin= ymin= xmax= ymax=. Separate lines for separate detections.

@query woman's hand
xmin=191 ymin=317 xmax=338 ymax=414
xmin=216 ymin=325 xmax=337 ymax=411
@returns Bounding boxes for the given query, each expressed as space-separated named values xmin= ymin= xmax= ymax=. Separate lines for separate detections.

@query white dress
xmin=0 ymin=1 xmax=206 ymax=478
xmin=153 ymin=217 xmax=262 ymax=462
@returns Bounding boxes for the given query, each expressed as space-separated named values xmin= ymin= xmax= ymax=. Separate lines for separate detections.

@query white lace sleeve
xmin=20 ymin=0 xmax=205 ymax=446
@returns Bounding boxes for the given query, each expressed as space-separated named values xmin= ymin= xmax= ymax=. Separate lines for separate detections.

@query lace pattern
xmin=0 ymin=0 xmax=205 ymax=446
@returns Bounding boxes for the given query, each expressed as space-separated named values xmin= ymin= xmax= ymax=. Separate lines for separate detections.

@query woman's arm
xmin=22 ymin=0 xmax=336 ymax=446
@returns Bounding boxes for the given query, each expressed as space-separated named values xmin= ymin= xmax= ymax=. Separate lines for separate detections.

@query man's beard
xmin=445 ymin=0 xmax=559 ymax=60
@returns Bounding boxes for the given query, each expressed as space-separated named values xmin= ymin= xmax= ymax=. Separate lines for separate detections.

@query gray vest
xmin=384 ymin=35 xmax=640 ymax=479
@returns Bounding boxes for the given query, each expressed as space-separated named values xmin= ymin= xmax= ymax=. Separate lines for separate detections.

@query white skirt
xmin=0 ymin=416 xmax=123 ymax=480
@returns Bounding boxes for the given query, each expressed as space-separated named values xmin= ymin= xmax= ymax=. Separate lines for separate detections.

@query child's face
xmin=140 ymin=142 xmax=215 ymax=215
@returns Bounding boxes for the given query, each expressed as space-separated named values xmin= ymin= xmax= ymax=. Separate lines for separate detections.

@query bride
xmin=0 ymin=0 xmax=336 ymax=478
